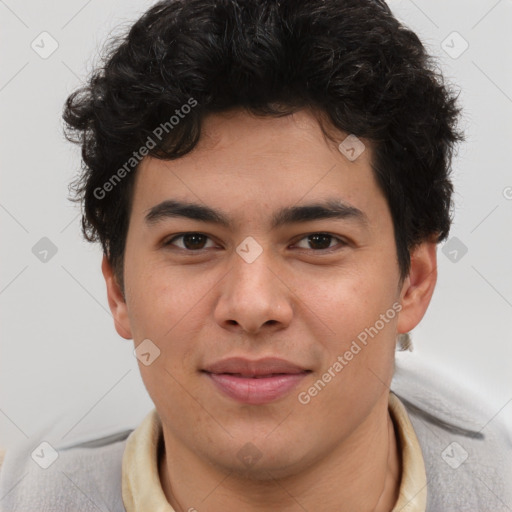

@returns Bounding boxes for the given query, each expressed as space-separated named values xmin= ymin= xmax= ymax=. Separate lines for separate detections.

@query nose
xmin=213 ymin=248 xmax=293 ymax=335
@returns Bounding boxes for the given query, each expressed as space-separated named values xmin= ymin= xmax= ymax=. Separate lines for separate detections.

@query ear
xmin=397 ymin=241 xmax=438 ymax=334
xmin=101 ymin=254 xmax=132 ymax=340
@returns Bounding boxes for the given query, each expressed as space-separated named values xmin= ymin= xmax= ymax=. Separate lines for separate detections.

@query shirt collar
xmin=388 ymin=392 xmax=427 ymax=511
xmin=122 ymin=392 xmax=427 ymax=512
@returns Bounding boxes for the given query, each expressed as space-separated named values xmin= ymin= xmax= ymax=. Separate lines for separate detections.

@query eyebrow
xmin=144 ymin=198 xmax=369 ymax=230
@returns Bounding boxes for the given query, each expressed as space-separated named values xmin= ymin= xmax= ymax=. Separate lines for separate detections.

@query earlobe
xmin=101 ymin=254 xmax=133 ymax=340
xmin=396 ymin=241 xmax=438 ymax=335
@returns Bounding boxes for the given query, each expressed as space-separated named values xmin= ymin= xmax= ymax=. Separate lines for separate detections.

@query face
xmin=104 ymin=108 xmax=436 ymax=478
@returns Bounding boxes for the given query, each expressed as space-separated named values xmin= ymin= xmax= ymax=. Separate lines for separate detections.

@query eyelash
xmin=162 ymin=232 xmax=348 ymax=253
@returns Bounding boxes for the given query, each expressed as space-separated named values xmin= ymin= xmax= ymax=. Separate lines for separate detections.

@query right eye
xmin=163 ymin=232 xmax=218 ymax=251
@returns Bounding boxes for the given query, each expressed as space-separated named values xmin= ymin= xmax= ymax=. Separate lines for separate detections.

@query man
xmin=1 ymin=0 xmax=510 ymax=511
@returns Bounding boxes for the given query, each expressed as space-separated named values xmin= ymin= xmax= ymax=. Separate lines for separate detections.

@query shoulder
xmin=391 ymin=358 xmax=512 ymax=512
xmin=0 ymin=428 xmax=132 ymax=512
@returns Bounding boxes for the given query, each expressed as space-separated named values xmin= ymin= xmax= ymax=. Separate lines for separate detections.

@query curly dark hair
xmin=63 ymin=0 xmax=464 ymax=292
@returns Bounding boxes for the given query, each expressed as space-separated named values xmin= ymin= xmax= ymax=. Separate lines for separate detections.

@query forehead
xmin=130 ymin=109 xmax=389 ymax=230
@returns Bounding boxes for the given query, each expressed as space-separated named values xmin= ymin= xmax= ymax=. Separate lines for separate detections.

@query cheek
xmin=297 ymin=275 xmax=398 ymax=436
xmin=126 ymin=259 xmax=203 ymax=339
xmin=311 ymin=268 xmax=395 ymax=338
xmin=126 ymin=263 xmax=216 ymax=384
xmin=306 ymin=265 xmax=399 ymax=399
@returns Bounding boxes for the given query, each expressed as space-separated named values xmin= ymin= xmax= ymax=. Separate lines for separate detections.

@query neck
xmin=159 ymin=396 xmax=401 ymax=512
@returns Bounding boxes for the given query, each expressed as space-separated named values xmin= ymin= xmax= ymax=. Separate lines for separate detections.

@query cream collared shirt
xmin=122 ymin=392 xmax=427 ymax=512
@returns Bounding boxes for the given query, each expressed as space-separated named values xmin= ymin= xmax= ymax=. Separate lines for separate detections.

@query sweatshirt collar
xmin=122 ymin=392 xmax=427 ymax=512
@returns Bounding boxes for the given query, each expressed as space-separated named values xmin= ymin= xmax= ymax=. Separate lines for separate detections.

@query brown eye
xmin=164 ymin=233 xmax=215 ymax=250
xmin=294 ymin=233 xmax=346 ymax=251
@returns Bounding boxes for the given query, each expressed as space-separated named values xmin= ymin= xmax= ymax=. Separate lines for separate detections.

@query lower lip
xmin=205 ymin=372 xmax=308 ymax=405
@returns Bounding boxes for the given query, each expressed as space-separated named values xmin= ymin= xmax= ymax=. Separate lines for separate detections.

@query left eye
xmin=293 ymin=233 xmax=346 ymax=251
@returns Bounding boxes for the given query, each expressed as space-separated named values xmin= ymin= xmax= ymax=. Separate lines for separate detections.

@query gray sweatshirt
xmin=0 ymin=362 xmax=510 ymax=511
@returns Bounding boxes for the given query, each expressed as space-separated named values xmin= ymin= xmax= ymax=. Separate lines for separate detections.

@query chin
xmin=203 ymin=440 xmax=313 ymax=482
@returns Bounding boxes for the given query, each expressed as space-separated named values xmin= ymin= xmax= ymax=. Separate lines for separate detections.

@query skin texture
xmin=103 ymin=108 xmax=438 ymax=511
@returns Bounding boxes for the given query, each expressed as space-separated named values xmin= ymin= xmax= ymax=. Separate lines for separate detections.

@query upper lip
xmin=203 ymin=357 xmax=310 ymax=376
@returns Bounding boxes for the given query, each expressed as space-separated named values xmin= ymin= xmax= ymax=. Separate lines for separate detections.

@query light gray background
xmin=1 ymin=0 xmax=511 ymax=449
